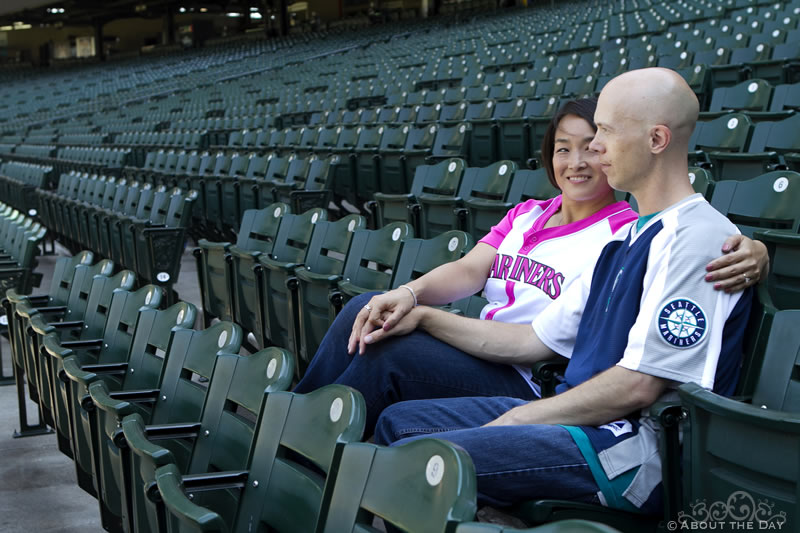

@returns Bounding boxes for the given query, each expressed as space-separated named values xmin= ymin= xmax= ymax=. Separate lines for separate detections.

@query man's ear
xmin=649 ymin=125 xmax=671 ymax=154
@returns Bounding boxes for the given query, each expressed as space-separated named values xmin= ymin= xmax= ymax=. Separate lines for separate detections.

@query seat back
xmin=150 ymin=321 xmax=243 ymax=426
xmin=121 ymin=301 xmax=198 ymax=390
xmin=708 ymin=79 xmax=773 ymax=113
xmin=391 ymin=230 xmax=474 ymax=288
xmin=321 ymin=439 xmax=477 ymax=533
xmin=338 ymin=222 xmax=414 ymax=295
xmin=689 ymin=113 xmax=753 ymax=154
xmin=679 ymin=310 xmax=800 ymax=530
xmin=710 ymin=170 xmax=800 ymax=237
xmin=156 ymin=384 xmax=364 ymax=533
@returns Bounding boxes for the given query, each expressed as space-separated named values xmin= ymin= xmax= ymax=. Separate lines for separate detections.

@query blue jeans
xmin=294 ymin=292 xmax=539 ymax=434
xmin=374 ymin=396 xmax=601 ymax=508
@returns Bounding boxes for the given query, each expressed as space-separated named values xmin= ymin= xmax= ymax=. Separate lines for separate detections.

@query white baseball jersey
xmin=478 ymin=195 xmax=637 ymax=388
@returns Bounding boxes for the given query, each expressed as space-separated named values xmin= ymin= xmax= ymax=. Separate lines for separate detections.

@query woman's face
xmin=551 ymin=114 xmax=615 ymax=204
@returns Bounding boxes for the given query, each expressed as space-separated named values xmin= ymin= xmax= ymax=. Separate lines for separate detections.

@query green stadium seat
xmin=707 ymin=113 xmax=800 ymax=181
xmin=678 ymin=310 xmax=800 ymax=533
xmin=330 ymin=222 xmax=414 ymax=317
xmin=60 ymin=285 xmax=163 ymax=515
xmin=292 ymin=214 xmax=366 ymax=377
xmin=688 ymin=113 xmax=753 ymax=171
xmin=254 ymin=208 xmax=327 ymax=350
xmin=39 ymin=269 xmax=135 ymax=472
xmin=82 ymin=301 xmax=196 ymax=530
xmin=320 ymin=438 xmax=477 ymax=533
xmin=114 ymin=321 xmax=243 ymax=533
xmin=154 ymin=384 xmax=365 ymax=533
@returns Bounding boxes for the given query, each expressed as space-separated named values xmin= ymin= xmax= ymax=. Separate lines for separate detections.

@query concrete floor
xmin=0 ymin=242 xmax=203 ymax=533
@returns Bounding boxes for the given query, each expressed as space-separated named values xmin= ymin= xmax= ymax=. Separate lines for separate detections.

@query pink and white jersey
xmin=478 ymin=195 xmax=637 ymax=389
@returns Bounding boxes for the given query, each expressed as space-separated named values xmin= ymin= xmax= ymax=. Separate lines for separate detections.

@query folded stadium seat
xmin=170 ymin=151 xmax=204 ymax=192
xmin=440 ymin=101 xmax=469 ymax=126
xmin=707 ymin=113 xmax=800 ymax=181
xmin=421 ymin=160 xmax=518 ymax=239
xmin=271 ymin=155 xmax=336 ymax=213
xmin=456 ymin=521 xmax=622 ymax=533
xmin=3 ymin=249 xmax=93 ymax=424
xmin=13 ymin=257 xmax=113 ymax=439
xmin=563 ymin=74 xmax=598 ymax=99
xmin=39 ymin=268 xmax=134 ymax=465
xmin=277 ymin=126 xmax=304 ymax=155
xmin=710 ymin=169 xmax=800 ymax=242
xmin=374 ymin=158 xmax=466 ymax=231
xmin=747 ymin=40 xmax=800 ymax=85
xmin=687 ymin=112 xmax=753 ymax=171
xmin=511 ymin=79 xmax=538 ymax=100
xmin=674 ymin=64 xmax=712 ymax=111
xmin=709 ymin=41 xmax=773 ymax=91
xmin=415 ymin=103 xmax=443 ymax=125
xmin=350 ymin=124 xmax=384 ymax=209
xmin=694 ymin=46 xmax=733 ymax=69
xmin=150 ymin=150 xmax=188 ymax=188
xmin=217 ymin=153 xmax=254 ymax=231
xmin=328 ymin=125 xmax=362 ymax=211
xmin=320 ymin=438 xmax=476 ymax=532
xmin=678 ymin=309 xmax=800 ymax=532
xmin=112 ymin=346 xmax=292 ymax=533
xmin=203 ymin=153 xmax=240 ymax=233
xmin=108 ymin=321 xmax=243 ymax=533
xmin=82 ymin=178 xmax=121 ymax=252
xmin=465 ymin=167 xmax=561 ymax=243
xmin=430 ymin=122 xmax=472 ymax=166
xmin=687 ymin=167 xmax=716 ymax=201
xmin=310 ymin=125 xmax=342 ymax=158
xmin=370 ymin=124 xmax=410 ymax=200
xmin=391 ymin=230 xmax=474 ymax=296
xmin=699 ymin=78 xmax=774 ymax=120
xmin=285 ymin=214 xmax=367 ymax=374
xmin=329 ymin=222 xmax=414 ymax=318
xmin=254 ymin=207 xmax=327 ymax=352
xmin=183 ymin=152 xmax=224 ymax=232
xmin=764 ymin=80 xmax=800 ymax=115
xmin=154 ymin=384 xmax=365 ymax=533
xmin=81 ymin=300 xmax=196 ymax=529
xmin=131 ymin=189 xmax=196 ymax=300
xmin=0 ymin=219 xmax=46 ymax=295
xmin=656 ymin=49 xmax=694 ymax=70
xmin=290 ymin=126 xmax=321 ymax=160
xmin=117 ymin=185 xmax=170 ymax=270
xmin=464 ymin=100 xmax=498 ymax=167
xmin=59 ymin=285 xmax=162 ymax=511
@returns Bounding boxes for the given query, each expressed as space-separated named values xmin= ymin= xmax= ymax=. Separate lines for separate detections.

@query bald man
xmin=372 ymin=68 xmax=752 ymax=515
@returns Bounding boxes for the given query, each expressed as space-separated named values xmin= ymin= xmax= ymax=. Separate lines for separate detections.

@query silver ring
xmin=363 ymin=304 xmax=372 ymax=311
xmin=743 ymin=275 xmax=751 ymax=284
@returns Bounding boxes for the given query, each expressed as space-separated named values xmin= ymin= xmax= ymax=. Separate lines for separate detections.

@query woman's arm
xmin=705 ymin=234 xmax=769 ymax=293
xmin=348 ymin=243 xmax=497 ymax=354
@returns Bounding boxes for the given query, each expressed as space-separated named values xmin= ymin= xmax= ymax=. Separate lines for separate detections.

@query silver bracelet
xmin=398 ymin=284 xmax=417 ymax=307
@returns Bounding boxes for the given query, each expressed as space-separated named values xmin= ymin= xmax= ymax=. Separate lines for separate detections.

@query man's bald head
xmin=599 ymin=68 xmax=699 ymax=147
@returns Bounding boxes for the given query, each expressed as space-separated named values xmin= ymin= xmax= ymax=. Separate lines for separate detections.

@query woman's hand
xmin=705 ymin=235 xmax=769 ymax=293
xmin=347 ymin=287 xmax=417 ymax=355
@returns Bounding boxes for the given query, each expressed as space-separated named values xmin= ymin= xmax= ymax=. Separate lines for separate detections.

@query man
xmin=369 ymin=68 xmax=752 ymax=513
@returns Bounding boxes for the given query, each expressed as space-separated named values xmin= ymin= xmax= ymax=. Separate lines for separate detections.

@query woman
xmin=294 ymin=97 xmax=766 ymax=433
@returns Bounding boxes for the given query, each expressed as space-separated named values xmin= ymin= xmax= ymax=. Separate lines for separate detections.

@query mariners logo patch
xmin=657 ymin=298 xmax=706 ymax=348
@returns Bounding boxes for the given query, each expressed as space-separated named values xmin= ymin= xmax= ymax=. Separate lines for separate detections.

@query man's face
xmin=589 ymin=91 xmax=648 ymax=193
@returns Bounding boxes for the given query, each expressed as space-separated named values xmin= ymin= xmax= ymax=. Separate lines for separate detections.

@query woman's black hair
xmin=540 ymin=97 xmax=599 ymax=190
